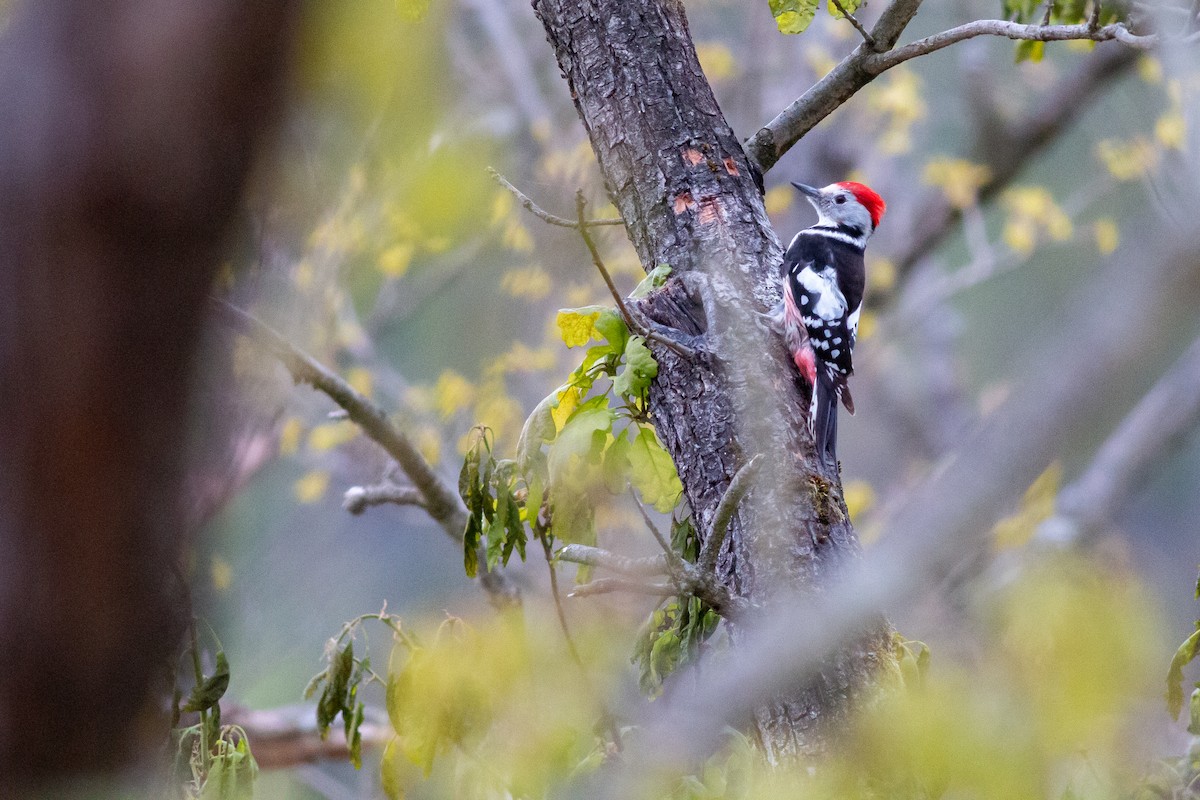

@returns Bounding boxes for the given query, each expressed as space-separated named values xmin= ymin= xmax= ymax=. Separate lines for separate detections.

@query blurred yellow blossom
xmin=501 ymin=265 xmax=552 ymax=300
xmin=1095 ymin=137 xmax=1159 ymax=181
xmin=764 ymin=185 xmax=793 ymax=217
xmin=378 ymin=242 xmax=415 ymax=277
xmin=308 ymin=421 xmax=358 ymax=452
xmin=867 ymin=257 xmax=897 ymax=293
xmin=1001 ymin=186 xmax=1072 ymax=255
xmin=696 ymin=42 xmax=736 ymax=81
xmin=993 ymin=462 xmax=1060 ymax=550
xmin=1094 ymin=218 xmax=1119 ymax=255
xmin=294 ymin=470 xmax=330 ymax=504
xmin=347 ymin=367 xmax=374 ymax=397
xmin=435 ymin=370 xmax=475 ymax=419
xmin=1138 ymin=55 xmax=1163 ymax=84
xmin=922 ymin=157 xmax=992 ymax=208
xmin=279 ymin=417 xmax=304 ymax=456
xmin=843 ymin=480 xmax=875 ymax=520
xmin=211 ymin=555 xmax=233 ymax=593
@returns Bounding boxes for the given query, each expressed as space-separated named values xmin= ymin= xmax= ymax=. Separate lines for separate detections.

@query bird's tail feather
xmin=810 ymin=368 xmax=839 ymax=467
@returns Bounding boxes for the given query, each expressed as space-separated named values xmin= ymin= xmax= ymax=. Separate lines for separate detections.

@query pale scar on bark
xmin=674 ymin=190 xmax=697 ymax=214
xmin=698 ymin=197 xmax=722 ymax=224
xmin=682 ymin=147 xmax=705 ymax=166
xmin=723 ymin=156 xmax=739 ymax=175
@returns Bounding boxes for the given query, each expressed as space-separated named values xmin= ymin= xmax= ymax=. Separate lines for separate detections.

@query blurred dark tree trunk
xmin=532 ymin=0 xmax=892 ymax=760
xmin=0 ymin=0 xmax=298 ymax=789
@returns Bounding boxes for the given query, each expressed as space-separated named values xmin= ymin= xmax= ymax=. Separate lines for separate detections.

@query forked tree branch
xmin=746 ymin=0 xmax=1168 ymax=174
xmin=213 ymin=300 xmax=520 ymax=606
xmin=829 ymin=0 xmax=876 ymax=49
xmin=746 ymin=0 xmax=924 ymax=173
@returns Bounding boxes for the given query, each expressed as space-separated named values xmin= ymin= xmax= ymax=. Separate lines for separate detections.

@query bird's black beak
xmin=791 ymin=181 xmax=821 ymax=199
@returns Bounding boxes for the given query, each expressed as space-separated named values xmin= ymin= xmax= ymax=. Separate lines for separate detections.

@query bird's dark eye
xmin=835 ymin=195 xmax=847 ymax=204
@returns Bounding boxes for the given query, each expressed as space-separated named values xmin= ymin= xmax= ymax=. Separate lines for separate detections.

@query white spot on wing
xmin=797 ymin=267 xmax=847 ymax=321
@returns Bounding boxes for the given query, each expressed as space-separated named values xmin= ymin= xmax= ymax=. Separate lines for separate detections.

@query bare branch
xmin=698 ymin=455 xmax=763 ymax=577
xmin=868 ymin=20 xmax=1158 ymax=73
xmin=223 ymin=704 xmax=389 ymax=771
xmin=568 ymin=577 xmax=677 ymax=598
xmin=744 ymin=0 xmax=1163 ymax=174
xmin=342 ymin=483 xmax=426 ymax=515
xmin=557 ymin=543 xmax=669 ymax=577
xmin=631 ymin=491 xmax=682 ymax=567
xmin=487 ymin=167 xmax=622 ymax=228
xmin=213 ymin=299 xmax=520 ymax=606
xmin=829 ymin=0 xmax=877 ymax=49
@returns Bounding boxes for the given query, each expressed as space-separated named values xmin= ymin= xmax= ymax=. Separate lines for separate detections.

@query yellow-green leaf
xmin=1167 ymin=629 xmax=1200 ymax=720
xmin=827 ymin=0 xmax=861 ymax=16
xmin=627 ymin=427 xmax=683 ymax=513
xmin=555 ymin=306 xmax=607 ymax=348
xmin=613 ymin=335 xmax=658 ymax=398
xmin=769 ymin=0 xmax=818 ymax=34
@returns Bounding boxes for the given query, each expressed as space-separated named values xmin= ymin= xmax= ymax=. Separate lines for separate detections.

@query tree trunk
xmin=0 ymin=0 xmax=297 ymax=788
xmin=532 ymin=0 xmax=892 ymax=760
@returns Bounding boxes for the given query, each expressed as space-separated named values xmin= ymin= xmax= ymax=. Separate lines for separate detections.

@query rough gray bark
xmin=0 ymin=0 xmax=297 ymax=788
xmin=531 ymin=0 xmax=892 ymax=759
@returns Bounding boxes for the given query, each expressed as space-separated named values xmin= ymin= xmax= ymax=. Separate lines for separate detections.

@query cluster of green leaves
xmin=768 ymin=0 xmax=862 ymax=35
xmin=457 ymin=266 xmax=683 ymax=573
xmin=632 ymin=516 xmax=720 ymax=695
xmin=460 ymin=430 xmax=527 ymax=578
xmin=170 ymin=630 xmax=258 ymax=800
xmin=304 ymin=611 xmax=404 ymax=770
xmin=305 ymin=639 xmax=368 ymax=768
xmin=1002 ymin=0 xmax=1130 ymax=60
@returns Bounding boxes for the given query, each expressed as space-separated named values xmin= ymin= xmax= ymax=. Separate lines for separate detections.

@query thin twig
xmin=341 ymin=483 xmax=426 ymax=515
xmin=568 ymin=577 xmax=677 ymax=598
xmin=631 ymin=491 xmax=681 ymax=567
xmin=698 ymin=456 xmax=763 ymax=577
xmin=868 ymin=20 xmax=1159 ymax=72
xmin=574 ymin=191 xmax=697 ymax=360
xmin=1088 ymin=0 xmax=1102 ymax=32
xmin=488 ymin=167 xmax=622 ymax=228
xmin=557 ymin=543 xmax=669 ymax=577
xmin=1041 ymin=0 xmax=1054 ymax=26
xmin=829 ymin=0 xmax=877 ymax=48
xmin=576 ymin=190 xmax=640 ymax=330
xmin=542 ymin=535 xmax=584 ymax=665
xmin=542 ymin=535 xmax=626 ymax=751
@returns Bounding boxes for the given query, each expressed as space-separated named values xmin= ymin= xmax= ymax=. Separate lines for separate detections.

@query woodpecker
xmin=771 ymin=180 xmax=886 ymax=468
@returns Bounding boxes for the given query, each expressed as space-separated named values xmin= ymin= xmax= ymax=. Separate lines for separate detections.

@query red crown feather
xmin=835 ymin=181 xmax=886 ymax=229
